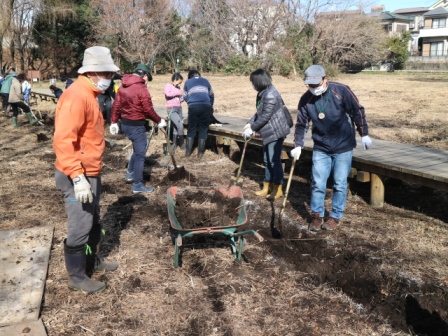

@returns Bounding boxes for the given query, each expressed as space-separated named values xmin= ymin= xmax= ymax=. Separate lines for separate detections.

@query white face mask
xmin=95 ymin=73 xmax=111 ymax=92
xmin=308 ymin=82 xmax=327 ymax=96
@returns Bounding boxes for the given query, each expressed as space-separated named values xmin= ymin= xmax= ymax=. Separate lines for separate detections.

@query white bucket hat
xmin=77 ymin=46 xmax=119 ymax=74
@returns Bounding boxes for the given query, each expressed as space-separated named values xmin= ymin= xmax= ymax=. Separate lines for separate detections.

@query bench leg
xmin=370 ymin=173 xmax=384 ymax=208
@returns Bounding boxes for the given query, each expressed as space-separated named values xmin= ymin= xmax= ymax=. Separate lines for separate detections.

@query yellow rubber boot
xmin=266 ymin=184 xmax=283 ymax=200
xmin=255 ymin=182 xmax=272 ymax=196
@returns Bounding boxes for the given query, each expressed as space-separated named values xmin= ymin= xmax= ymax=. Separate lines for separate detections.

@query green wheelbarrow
xmin=166 ymin=185 xmax=264 ymax=267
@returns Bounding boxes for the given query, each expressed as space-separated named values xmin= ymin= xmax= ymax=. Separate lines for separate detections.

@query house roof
xmin=393 ymin=7 xmax=429 ymax=14
xmin=379 ymin=11 xmax=412 ymax=21
xmin=317 ymin=9 xmax=363 ymax=16
xmin=424 ymin=6 xmax=448 ymax=16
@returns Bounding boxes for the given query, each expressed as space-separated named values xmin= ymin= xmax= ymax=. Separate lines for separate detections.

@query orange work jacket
xmin=53 ymin=75 xmax=105 ymax=178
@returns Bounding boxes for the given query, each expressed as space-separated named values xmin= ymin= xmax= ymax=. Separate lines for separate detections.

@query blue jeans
xmin=310 ymin=150 xmax=353 ymax=219
xmin=121 ymin=124 xmax=149 ymax=185
xmin=263 ymin=138 xmax=284 ymax=185
xmin=186 ymin=104 xmax=211 ymax=140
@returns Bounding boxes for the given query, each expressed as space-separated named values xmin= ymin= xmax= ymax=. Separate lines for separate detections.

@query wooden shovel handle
xmin=282 ymin=157 xmax=297 ymax=208
xmin=160 ymin=128 xmax=177 ymax=168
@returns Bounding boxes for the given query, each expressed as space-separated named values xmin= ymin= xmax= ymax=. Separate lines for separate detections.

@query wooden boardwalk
xmin=191 ymin=113 xmax=448 ymax=207
xmin=31 ymin=88 xmax=448 ymax=206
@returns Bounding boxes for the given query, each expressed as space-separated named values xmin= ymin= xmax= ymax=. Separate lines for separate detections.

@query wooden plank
xmin=370 ymin=174 xmax=385 ymax=208
xmin=0 ymin=227 xmax=53 ymax=327
xmin=0 ymin=319 xmax=47 ymax=336
xmin=356 ymin=171 xmax=370 ymax=182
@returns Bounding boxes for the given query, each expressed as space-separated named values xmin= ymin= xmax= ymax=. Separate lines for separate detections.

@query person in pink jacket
xmin=164 ymin=72 xmax=185 ymax=151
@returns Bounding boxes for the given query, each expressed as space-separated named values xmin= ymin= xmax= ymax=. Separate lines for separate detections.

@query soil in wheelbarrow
xmin=174 ymin=190 xmax=242 ymax=229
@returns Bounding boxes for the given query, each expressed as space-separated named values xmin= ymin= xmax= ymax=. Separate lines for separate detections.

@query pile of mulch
xmin=173 ymin=189 xmax=242 ymax=229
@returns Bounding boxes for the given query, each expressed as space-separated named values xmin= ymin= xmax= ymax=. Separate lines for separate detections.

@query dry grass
xmin=1 ymin=72 xmax=448 ymax=335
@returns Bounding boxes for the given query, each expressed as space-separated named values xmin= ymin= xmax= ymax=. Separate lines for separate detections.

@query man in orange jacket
xmin=53 ymin=46 xmax=119 ymax=293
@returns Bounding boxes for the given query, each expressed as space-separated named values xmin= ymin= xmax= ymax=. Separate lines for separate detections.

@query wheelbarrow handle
xmin=233 ymin=229 xmax=264 ymax=242
xmin=253 ymin=231 xmax=264 ymax=242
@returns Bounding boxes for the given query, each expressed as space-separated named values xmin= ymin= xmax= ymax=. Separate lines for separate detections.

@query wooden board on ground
xmin=0 ymin=319 xmax=47 ymax=336
xmin=0 ymin=226 xmax=53 ymax=327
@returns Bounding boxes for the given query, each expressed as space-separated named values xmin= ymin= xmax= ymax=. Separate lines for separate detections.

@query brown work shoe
xmin=309 ymin=212 xmax=322 ymax=231
xmin=322 ymin=217 xmax=340 ymax=231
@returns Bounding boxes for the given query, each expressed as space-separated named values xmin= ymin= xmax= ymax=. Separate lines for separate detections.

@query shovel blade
xmin=230 ymin=176 xmax=244 ymax=184
xmin=168 ymin=166 xmax=186 ymax=181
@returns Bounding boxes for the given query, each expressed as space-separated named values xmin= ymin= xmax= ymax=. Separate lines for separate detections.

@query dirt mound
xmin=174 ymin=189 xmax=242 ymax=229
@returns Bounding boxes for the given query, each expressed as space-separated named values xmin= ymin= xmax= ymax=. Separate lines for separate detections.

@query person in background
xmin=0 ymin=69 xmax=17 ymax=113
xmin=291 ymin=64 xmax=372 ymax=232
xmin=242 ymin=68 xmax=291 ymax=200
xmin=164 ymin=72 xmax=185 ymax=151
xmin=53 ymin=46 xmax=119 ymax=293
xmin=110 ymin=63 xmax=166 ymax=193
xmin=61 ymin=75 xmax=74 ymax=89
xmin=183 ymin=69 xmax=214 ymax=158
xmin=49 ymin=85 xmax=63 ymax=99
xmin=9 ymin=73 xmax=38 ymax=128
xmin=98 ymin=73 xmax=122 ymax=125
xmin=21 ymin=74 xmax=32 ymax=104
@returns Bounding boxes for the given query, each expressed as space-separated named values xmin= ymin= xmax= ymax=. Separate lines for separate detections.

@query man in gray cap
xmin=53 ymin=46 xmax=119 ymax=293
xmin=291 ymin=64 xmax=372 ymax=232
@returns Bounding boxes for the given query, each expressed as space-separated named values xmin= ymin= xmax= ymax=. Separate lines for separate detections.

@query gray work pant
xmin=168 ymin=106 xmax=184 ymax=137
xmin=55 ymin=169 xmax=101 ymax=247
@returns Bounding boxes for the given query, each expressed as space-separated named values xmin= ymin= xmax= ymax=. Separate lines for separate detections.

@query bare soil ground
xmin=1 ymin=72 xmax=448 ymax=336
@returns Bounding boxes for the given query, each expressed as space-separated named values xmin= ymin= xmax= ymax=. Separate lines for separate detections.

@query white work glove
xmin=244 ymin=123 xmax=251 ymax=130
xmin=242 ymin=127 xmax=253 ymax=139
xmin=109 ymin=123 xmax=119 ymax=135
xmin=72 ymin=174 xmax=93 ymax=203
xmin=361 ymin=135 xmax=372 ymax=150
xmin=290 ymin=147 xmax=302 ymax=160
xmin=158 ymin=119 xmax=167 ymax=128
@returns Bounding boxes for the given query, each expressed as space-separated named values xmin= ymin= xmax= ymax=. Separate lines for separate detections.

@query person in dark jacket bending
xmin=291 ymin=65 xmax=372 ymax=231
xmin=98 ymin=73 xmax=122 ymax=125
xmin=183 ymin=69 xmax=214 ymax=158
xmin=49 ymin=85 xmax=63 ymax=98
xmin=61 ymin=76 xmax=74 ymax=89
xmin=242 ymin=68 xmax=291 ymax=200
xmin=109 ymin=63 xmax=166 ymax=194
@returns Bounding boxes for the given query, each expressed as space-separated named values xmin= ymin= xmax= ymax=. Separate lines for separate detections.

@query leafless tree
xmin=2 ymin=0 xmax=75 ymax=73
xmin=93 ymin=0 xmax=177 ymax=70
xmin=313 ymin=11 xmax=388 ymax=68
xmin=0 ymin=0 xmax=15 ymax=72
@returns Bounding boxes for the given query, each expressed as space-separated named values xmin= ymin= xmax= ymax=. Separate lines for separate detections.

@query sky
xmin=375 ymin=0 xmax=437 ymax=12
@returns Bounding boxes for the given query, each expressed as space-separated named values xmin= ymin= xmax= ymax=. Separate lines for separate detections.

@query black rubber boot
xmin=64 ymin=240 xmax=105 ymax=293
xmin=178 ymin=135 xmax=186 ymax=150
xmin=86 ymin=227 xmax=118 ymax=273
xmin=185 ymin=137 xmax=194 ymax=157
xmin=198 ymin=138 xmax=206 ymax=158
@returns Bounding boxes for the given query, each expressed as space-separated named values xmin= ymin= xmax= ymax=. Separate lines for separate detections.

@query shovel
xmin=160 ymin=128 xmax=186 ymax=180
xmin=278 ymin=156 xmax=297 ymax=230
xmin=229 ymin=136 xmax=250 ymax=187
